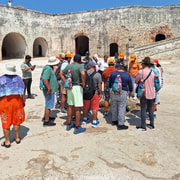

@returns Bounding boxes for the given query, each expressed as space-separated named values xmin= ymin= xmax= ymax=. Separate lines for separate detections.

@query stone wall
xmin=134 ymin=37 xmax=180 ymax=60
xmin=0 ymin=5 xmax=180 ymax=60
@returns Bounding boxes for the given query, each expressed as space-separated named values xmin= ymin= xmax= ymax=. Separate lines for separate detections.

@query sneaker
xmin=104 ymin=111 xmax=108 ymax=116
xmin=71 ymin=116 xmax=76 ymax=120
xmin=60 ymin=109 xmax=67 ymax=114
xmin=117 ymin=125 xmax=128 ymax=130
xmin=74 ymin=126 xmax=86 ymax=134
xmin=66 ymin=122 xmax=75 ymax=131
xmin=82 ymin=118 xmax=89 ymax=124
xmin=43 ymin=121 xmax=56 ymax=126
xmin=136 ymin=126 xmax=147 ymax=132
xmin=91 ymin=120 xmax=100 ymax=128
xmin=147 ymin=124 xmax=155 ymax=130
xmin=112 ymin=121 xmax=118 ymax=126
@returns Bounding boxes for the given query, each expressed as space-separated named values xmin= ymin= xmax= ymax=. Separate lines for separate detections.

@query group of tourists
xmin=0 ymin=51 xmax=163 ymax=147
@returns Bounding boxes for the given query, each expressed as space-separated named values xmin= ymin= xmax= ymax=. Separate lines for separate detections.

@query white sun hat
xmin=3 ymin=64 xmax=17 ymax=75
xmin=47 ymin=56 xmax=60 ymax=66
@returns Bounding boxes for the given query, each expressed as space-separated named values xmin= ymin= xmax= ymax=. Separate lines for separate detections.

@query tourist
xmin=114 ymin=52 xmax=119 ymax=62
xmin=83 ymin=51 xmax=93 ymax=70
xmin=41 ymin=56 xmax=60 ymax=126
xmin=59 ymin=51 xmax=72 ymax=114
xmin=20 ymin=55 xmax=36 ymax=99
xmin=102 ymin=58 xmax=116 ymax=116
xmin=62 ymin=54 xmax=86 ymax=134
xmin=109 ymin=62 xmax=132 ymax=130
xmin=129 ymin=54 xmax=141 ymax=100
xmin=135 ymin=57 xmax=155 ymax=131
xmin=82 ymin=61 xmax=102 ymax=127
xmin=0 ymin=64 xmax=25 ymax=148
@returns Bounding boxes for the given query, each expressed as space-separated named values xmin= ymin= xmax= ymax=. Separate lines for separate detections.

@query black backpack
xmin=83 ymin=71 xmax=96 ymax=100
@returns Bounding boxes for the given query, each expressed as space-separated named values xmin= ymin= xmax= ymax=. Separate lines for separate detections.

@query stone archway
xmin=75 ymin=35 xmax=89 ymax=56
xmin=110 ymin=43 xmax=118 ymax=57
xmin=1 ymin=32 xmax=26 ymax=60
xmin=155 ymin=34 xmax=166 ymax=42
xmin=33 ymin=37 xmax=48 ymax=57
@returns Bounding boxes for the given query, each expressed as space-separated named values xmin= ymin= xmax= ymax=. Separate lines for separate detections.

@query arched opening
xmin=1 ymin=33 xmax=26 ymax=60
xmin=110 ymin=43 xmax=118 ymax=57
xmin=33 ymin=37 xmax=48 ymax=57
xmin=155 ymin=34 xmax=166 ymax=42
xmin=75 ymin=36 xmax=89 ymax=56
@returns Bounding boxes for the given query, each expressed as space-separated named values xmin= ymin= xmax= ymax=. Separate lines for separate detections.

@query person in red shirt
xmin=102 ymin=58 xmax=116 ymax=116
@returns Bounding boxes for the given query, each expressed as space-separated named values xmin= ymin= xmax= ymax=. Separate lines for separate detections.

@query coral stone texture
xmin=0 ymin=5 xmax=180 ymax=60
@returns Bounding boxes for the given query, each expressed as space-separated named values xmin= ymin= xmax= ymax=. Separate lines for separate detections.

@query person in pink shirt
xmin=135 ymin=57 xmax=155 ymax=131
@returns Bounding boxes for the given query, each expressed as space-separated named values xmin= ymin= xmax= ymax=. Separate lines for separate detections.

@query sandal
xmin=14 ymin=138 xmax=21 ymax=144
xmin=1 ymin=141 xmax=11 ymax=148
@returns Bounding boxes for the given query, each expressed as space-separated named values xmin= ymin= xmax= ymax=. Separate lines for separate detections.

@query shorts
xmin=83 ymin=94 xmax=99 ymax=110
xmin=67 ymin=86 xmax=83 ymax=107
xmin=44 ymin=93 xmax=55 ymax=109
xmin=0 ymin=95 xmax=25 ymax=129
xmin=104 ymin=89 xmax=110 ymax=100
xmin=60 ymin=82 xmax=67 ymax=95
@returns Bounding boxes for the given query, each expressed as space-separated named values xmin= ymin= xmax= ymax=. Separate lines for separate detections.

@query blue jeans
xmin=44 ymin=93 xmax=55 ymax=109
xmin=140 ymin=96 xmax=154 ymax=128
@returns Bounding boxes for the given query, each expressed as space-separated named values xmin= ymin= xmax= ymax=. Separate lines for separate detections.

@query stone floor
xmin=0 ymin=58 xmax=179 ymax=180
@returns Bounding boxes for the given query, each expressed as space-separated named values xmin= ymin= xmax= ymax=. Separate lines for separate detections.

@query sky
xmin=0 ymin=0 xmax=179 ymax=14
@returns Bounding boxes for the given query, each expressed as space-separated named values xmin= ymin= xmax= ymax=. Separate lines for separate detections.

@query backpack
xmin=136 ymin=70 xmax=152 ymax=98
xmin=55 ymin=63 xmax=62 ymax=81
xmin=83 ymin=71 xmax=96 ymax=100
xmin=151 ymin=67 xmax=161 ymax=92
xmin=112 ymin=73 xmax=122 ymax=93
xmin=64 ymin=69 xmax=72 ymax=89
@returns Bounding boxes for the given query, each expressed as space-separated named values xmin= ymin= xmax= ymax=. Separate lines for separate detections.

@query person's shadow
xmin=0 ymin=125 xmax=29 ymax=142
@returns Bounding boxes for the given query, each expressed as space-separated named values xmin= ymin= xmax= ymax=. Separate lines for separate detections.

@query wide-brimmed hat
xmin=4 ymin=64 xmax=17 ymax=75
xmin=130 ymin=54 xmax=136 ymax=61
xmin=140 ymin=57 xmax=151 ymax=66
xmin=47 ymin=56 xmax=60 ymax=66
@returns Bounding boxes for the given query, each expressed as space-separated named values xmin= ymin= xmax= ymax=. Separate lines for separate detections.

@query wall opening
xmin=155 ymin=34 xmax=166 ymax=42
xmin=75 ymin=36 xmax=89 ymax=56
xmin=110 ymin=43 xmax=118 ymax=56
xmin=1 ymin=33 xmax=26 ymax=60
xmin=33 ymin=37 xmax=48 ymax=57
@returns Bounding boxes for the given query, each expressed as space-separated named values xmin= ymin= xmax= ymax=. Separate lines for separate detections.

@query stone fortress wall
xmin=0 ymin=4 xmax=180 ymax=61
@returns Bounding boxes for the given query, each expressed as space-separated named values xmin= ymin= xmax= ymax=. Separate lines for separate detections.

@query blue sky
xmin=1 ymin=0 xmax=179 ymax=14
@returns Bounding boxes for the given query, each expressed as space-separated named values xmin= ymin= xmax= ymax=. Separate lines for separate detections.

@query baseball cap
xmin=108 ymin=58 xmax=115 ymax=65
xmin=119 ymin=53 xmax=124 ymax=59
xmin=130 ymin=54 xmax=136 ymax=61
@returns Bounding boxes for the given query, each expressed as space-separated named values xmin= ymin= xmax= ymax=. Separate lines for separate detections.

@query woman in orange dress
xmin=0 ymin=64 xmax=25 ymax=148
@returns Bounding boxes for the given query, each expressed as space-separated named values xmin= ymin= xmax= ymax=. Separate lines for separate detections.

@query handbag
xmin=136 ymin=70 xmax=152 ymax=98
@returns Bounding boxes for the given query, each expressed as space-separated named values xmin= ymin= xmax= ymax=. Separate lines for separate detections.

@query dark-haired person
xmin=109 ymin=62 xmax=132 ymax=130
xmin=20 ymin=55 xmax=36 ymax=99
xmin=135 ymin=57 xmax=156 ymax=131
xmin=62 ymin=54 xmax=86 ymax=134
